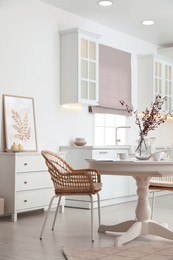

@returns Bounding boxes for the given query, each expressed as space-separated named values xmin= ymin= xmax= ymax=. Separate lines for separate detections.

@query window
xmin=93 ymin=113 xmax=128 ymax=146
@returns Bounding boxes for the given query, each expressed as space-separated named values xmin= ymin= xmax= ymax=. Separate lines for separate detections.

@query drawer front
xmin=16 ymin=152 xmax=65 ymax=172
xmin=92 ymin=150 xmax=116 ymax=160
xmin=16 ymin=154 xmax=47 ymax=172
xmin=16 ymin=188 xmax=55 ymax=211
xmin=16 ymin=171 xmax=53 ymax=191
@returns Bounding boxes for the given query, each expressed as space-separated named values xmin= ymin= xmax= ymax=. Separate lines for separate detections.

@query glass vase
xmin=135 ymin=136 xmax=151 ymax=160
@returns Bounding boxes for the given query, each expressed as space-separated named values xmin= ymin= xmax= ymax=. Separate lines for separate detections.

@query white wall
xmin=0 ymin=0 xmax=171 ymax=152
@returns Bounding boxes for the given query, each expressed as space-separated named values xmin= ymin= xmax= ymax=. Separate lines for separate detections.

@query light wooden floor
xmin=0 ymin=194 xmax=173 ymax=260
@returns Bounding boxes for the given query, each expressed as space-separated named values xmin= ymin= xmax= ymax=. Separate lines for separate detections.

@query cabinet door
xmin=138 ymin=54 xmax=173 ymax=112
xmin=154 ymin=60 xmax=163 ymax=97
xmin=60 ymin=28 xmax=99 ymax=106
xmin=79 ymin=35 xmax=99 ymax=104
xmin=128 ymin=176 xmax=136 ymax=196
xmin=154 ymin=59 xmax=173 ymax=112
xmin=163 ymin=62 xmax=172 ymax=111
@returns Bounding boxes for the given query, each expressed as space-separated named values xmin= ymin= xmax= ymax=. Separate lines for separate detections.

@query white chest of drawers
xmin=0 ymin=152 xmax=65 ymax=221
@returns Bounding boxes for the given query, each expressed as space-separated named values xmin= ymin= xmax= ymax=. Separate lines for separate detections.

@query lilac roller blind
xmin=90 ymin=44 xmax=132 ymax=115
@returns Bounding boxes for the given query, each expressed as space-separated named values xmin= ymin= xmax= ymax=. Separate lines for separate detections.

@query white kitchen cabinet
xmin=138 ymin=54 xmax=173 ymax=112
xmin=0 ymin=152 xmax=65 ymax=221
xmin=60 ymin=146 xmax=136 ymax=208
xmin=60 ymin=28 xmax=100 ymax=105
xmin=158 ymin=47 xmax=173 ymax=60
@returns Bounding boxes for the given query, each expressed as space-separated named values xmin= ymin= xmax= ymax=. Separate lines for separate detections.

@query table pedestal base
xmin=98 ymin=220 xmax=173 ymax=247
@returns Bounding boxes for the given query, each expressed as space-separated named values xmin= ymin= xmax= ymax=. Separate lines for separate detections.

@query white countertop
xmin=60 ymin=145 xmax=130 ymax=150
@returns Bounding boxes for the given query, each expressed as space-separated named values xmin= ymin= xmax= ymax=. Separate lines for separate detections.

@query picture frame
xmin=3 ymin=94 xmax=38 ymax=152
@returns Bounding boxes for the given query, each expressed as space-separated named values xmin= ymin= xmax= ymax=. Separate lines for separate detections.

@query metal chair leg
xmin=97 ymin=193 xmax=101 ymax=226
xmin=52 ymin=196 xmax=62 ymax=230
xmin=151 ymin=190 xmax=156 ymax=219
xmin=89 ymin=194 xmax=94 ymax=242
xmin=40 ymin=194 xmax=57 ymax=240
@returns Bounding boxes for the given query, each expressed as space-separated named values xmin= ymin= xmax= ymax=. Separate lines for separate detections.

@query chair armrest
xmin=52 ymin=171 xmax=96 ymax=192
xmin=74 ymin=168 xmax=101 ymax=183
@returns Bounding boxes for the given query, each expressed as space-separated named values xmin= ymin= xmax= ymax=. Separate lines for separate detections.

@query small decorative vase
xmin=11 ymin=142 xmax=18 ymax=152
xmin=135 ymin=135 xmax=151 ymax=160
xmin=18 ymin=144 xmax=23 ymax=151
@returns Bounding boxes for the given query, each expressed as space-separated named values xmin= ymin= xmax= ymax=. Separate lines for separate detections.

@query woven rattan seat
xmin=39 ymin=150 xmax=102 ymax=242
xmin=149 ymin=176 xmax=173 ymax=218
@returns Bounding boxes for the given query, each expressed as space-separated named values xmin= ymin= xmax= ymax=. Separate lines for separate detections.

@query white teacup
xmin=153 ymin=152 xmax=162 ymax=161
xmin=166 ymin=149 xmax=173 ymax=160
xmin=117 ymin=153 xmax=128 ymax=160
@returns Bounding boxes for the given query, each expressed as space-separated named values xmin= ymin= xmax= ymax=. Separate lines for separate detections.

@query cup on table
xmin=166 ymin=149 xmax=173 ymax=160
xmin=117 ymin=153 xmax=128 ymax=160
xmin=153 ymin=151 xmax=162 ymax=161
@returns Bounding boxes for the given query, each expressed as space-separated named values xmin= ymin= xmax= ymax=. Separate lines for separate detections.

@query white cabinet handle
xmin=99 ymin=151 xmax=108 ymax=154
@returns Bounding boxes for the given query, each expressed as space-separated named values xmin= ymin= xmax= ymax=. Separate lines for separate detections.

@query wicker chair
xmin=40 ymin=150 xmax=102 ymax=242
xmin=149 ymin=176 xmax=173 ymax=218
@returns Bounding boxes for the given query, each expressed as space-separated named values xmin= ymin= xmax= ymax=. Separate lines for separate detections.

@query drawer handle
xmin=24 ymin=163 xmax=28 ymax=166
xmin=99 ymin=152 xmax=108 ymax=154
xmin=24 ymin=181 xmax=27 ymax=184
xmin=24 ymin=200 xmax=27 ymax=203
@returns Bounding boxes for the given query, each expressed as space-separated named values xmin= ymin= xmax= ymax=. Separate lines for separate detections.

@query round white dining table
xmin=87 ymin=159 xmax=173 ymax=247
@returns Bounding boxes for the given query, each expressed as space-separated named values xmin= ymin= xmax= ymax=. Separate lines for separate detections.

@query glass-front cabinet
xmin=60 ymin=28 xmax=100 ymax=105
xmin=80 ymin=38 xmax=97 ymax=101
xmin=154 ymin=59 xmax=172 ymax=111
xmin=138 ymin=54 xmax=173 ymax=112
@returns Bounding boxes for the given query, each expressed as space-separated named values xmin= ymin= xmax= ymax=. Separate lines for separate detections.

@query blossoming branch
xmin=120 ymin=95 xmax=173 ymax=137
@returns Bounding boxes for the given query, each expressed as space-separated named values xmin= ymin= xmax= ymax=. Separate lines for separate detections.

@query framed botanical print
xmin=3 ymin=94 xmax=38 ymax=152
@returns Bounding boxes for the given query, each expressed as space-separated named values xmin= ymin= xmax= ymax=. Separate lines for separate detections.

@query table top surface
xmin=87 ymin=159 xmax=173 ymax=177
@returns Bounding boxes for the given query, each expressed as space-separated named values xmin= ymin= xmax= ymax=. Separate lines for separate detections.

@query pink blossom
xmin=120 ymin=95 xmax=173 ymax=137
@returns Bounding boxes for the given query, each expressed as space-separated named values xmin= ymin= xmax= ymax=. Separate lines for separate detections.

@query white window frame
xmin=93 ymin=113 xmax=128 ymax=146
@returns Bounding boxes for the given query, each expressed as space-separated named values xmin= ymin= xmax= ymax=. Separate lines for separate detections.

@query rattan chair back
xmin=40 ymin=150 xmax=102 ymax=242
xmin=149 ymin=175 xmax=173 ymax=218
xmin=41 ymin=150 xmax=102 ymax=195
xmin=149 ymin=176 xmax=173 ymax=191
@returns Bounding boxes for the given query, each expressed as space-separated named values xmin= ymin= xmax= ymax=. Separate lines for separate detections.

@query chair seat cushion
xmin=55 ymin=182 xmax=102 ymax=195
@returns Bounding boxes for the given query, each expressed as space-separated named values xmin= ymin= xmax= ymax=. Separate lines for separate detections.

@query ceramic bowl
xmin=75 ymin=138 xmax=85 ymax=142
xmin=74 ymin=141 xmax=87 ymax=146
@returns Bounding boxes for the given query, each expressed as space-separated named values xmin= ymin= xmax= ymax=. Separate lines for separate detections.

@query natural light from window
xmin=93 ymin=113 xmax=128 ymax=146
